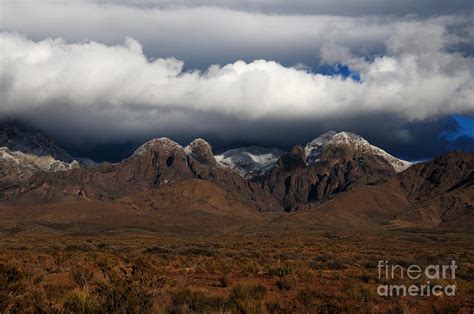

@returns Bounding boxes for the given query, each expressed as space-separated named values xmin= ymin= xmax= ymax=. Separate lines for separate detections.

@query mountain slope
xmin=305 ymin=131 xmax=412 ymax=172
xmin=0 ymin=121 xmax=74 ymax=162
xmin=0 ymin=147 xmax=79 ymax=189
xmin=391 ymin=151 xmax=474 ymax=229
xmin=3 ymin=127 xmax=471 ymax=231
xmin=287 ymin=152 xmax=474 ymax=230
xmin=1 ymin=138 xmax=280 ymax=212
xmin=0 ymin=121 xmax=95 ymax=189
xmin=261 ymin=132 xmax=403 ymax=211
xmin=0 ymin=125 xmax=472 ymax=232
xmin=0 ymin=180 xmax=266 ymax=236
xmin=209 ymin=131 xmax=412 ymax=212
xmin=215 ymin=131 xmax=410 ymax=179
xmin=0 ymin=130 xmax=413 ymax=214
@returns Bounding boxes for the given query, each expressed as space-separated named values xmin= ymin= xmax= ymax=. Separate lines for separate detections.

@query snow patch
xmin=0 ymin=147 xmax=79 ymax=179
xmin=305 ymin=131 xmax=412 ymax=172
xmin=215 ymin=146 xmax=284 ymax=178
xmin=133 ymin=137 xmax=183 ymax=156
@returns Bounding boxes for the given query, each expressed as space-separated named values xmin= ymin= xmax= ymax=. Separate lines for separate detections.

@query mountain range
xmin=0 ymin=121 xmax=472 ymax=235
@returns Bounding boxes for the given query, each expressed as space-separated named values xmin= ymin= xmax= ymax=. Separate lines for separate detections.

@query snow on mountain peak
xmin=0 ymin=121 xmax=74 ymax=162
xmin=305 ymin=131 xmax=412 ymax=172
xmin=184 ymin=138 xmax=213 ymax=155
xmin=0 ymin=147 xmax=80 ymax=182
xmin=215 ymin=146 xmax=284 ymax=178
xmin=133 ymin=137 xmax=183 ymax=156
xmin=184 ymin=139 xmax=216 ymax=165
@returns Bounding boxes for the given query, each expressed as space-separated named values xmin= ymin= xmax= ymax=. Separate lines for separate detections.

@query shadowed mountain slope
xmin=287 ymin=152 xmax=474 ymax=230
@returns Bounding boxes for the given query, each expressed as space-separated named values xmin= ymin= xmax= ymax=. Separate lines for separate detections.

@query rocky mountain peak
xmin=0 ymin=121 xmax=73 ymax=162
xmin=305 ymin=130 xmax=412 ymax=172
xmin=0 ymin=147 xmax=79 ymax=187
xmin=132 ymin=137 xmax=184 ymax=157
xmin=185 ymin=139 xmax=216 ymax=165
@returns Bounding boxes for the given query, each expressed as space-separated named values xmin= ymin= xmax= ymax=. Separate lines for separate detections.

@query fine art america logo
xmin=377 ymin=260 xmax=457 ymax=297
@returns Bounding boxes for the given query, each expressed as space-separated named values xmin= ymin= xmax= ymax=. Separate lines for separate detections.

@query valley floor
xmin=1 ymin=228 xmax=473 ymax=313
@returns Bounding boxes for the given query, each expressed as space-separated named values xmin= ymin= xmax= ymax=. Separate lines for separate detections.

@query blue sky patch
xmin=440 ymin=114 xmax=474 ymax=142
xmin=316 ymin=64 xmax=361 ymax=81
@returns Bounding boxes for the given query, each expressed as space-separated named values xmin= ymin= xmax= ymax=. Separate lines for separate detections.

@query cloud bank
xmin=1 ymin=26 xmax=473 ymax=133
xmin=2 ymin=0 xmax=474 ymax=68
xmin=0 ymin=0 xmax=473 ymax=160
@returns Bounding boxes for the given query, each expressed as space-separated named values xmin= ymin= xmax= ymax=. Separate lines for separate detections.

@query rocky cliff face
xmin=0 ymin=147 xmax=79 ymax=189
xmin=0 ymin=122 xmax=95 ymax=190
xmin=209 ymin=131 xmax=412 ymax=211
xmin=259 ymin=133 xmax=402 ymax=211
xmin=185 ymin=139 xmax=217 ymax=166
xmin=265 ymin=157 xmax=395 ymax=211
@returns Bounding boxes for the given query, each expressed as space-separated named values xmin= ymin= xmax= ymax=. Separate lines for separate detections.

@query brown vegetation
xmin=0 ymin=229 xmax=472 ymax=313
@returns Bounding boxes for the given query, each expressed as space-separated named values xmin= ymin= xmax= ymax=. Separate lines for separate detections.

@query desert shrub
xmin=335 ymin=282 xmax=378 ymax=313
xmin=199 ymin=258 xmax=220 ymax=273
xmin=339 ymin=282 xmax=377 ymax=303
xmin=431 ymin=302 xmax=462 ymax=314
xmin=272 ymin=264 xmax=294 ymax=277
xmin=65 ymin=243 xmax=96 ymax=252
xmin=95 ymin=270 xmax=156 ymax=313
xmin=219 ymin=275 xmax=231 ymax=287
xmin=96 ymin=243 xmax=109 ymax=250
xmin=311 ymin=255 xmax=348 ymax=270
xmin=276 ymin=278 xmax=293 ymax=291
xmin=230 ymin=282 xmax=267 ymax=301
xmin=4 ymin=287 xmax=55 ymax=314
xmin=389 ymin=300 xmax=409 ymax=314
xmin=323 ymin=259 xmax=346 ymax=270
xmin=177 ymin=246 xmax=217 ymax=257
xmin=228 ymin=282 xmax=267 ymax=313
xmin=240 ymin=259 xmax=263 ymax=275
xmin=266 ymin=301 xmax=288 ymax=314
xmin=314 ymin=255 xmax=331 ymax=263
xmin=63 ymin=289 xmax=98 ymax=314
xmin=308 ymin=260 xmax=319 ymax=269
xmin=0 ymin=263 xmax=21 ymax=311
xmin=71 ymin=266 xmax=94 ymax=288
xmin=278 ymin=253 xmax=308 ymax=261
xmin=0 ymin=262 xmax=21 ymax=289
xmin=297 ymin=288 xmax=320 ymax=310
xmin=358 ymin=272 xmax=373 ymax=283
xmin=144 ymin=246 xmax=171 ymax=254
xmin=296 ymin=288 xmax=342 ymax=313
xmin=168 ymin=288 xmax=226 ymax=313
xmin=457 ymin=265 xmax=474 ymax=280
xmin=246 ymin=248 xmax=263 ymax=258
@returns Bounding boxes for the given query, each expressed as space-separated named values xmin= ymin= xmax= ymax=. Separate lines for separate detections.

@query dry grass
xmin=0 ymin=229 xmax=472 ymax=313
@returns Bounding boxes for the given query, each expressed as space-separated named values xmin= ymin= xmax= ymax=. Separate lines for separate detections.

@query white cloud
xmin=0 ymin=27 xmax=472 ymax=135
xmin=0 ymin=0 xmax=473 ymax=146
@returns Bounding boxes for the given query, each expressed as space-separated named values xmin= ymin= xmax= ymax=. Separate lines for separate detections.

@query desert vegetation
xmin=1 ymin=229 xmax=472 ymax=313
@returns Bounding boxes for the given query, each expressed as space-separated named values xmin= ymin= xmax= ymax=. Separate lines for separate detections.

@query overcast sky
xmin=1 ymin=0 xmax=473 ymax=161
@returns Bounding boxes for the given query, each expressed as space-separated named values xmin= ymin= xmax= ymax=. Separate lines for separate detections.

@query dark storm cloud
xmin=3 ymin=1 xmax=474 ymax=68
xmin=107 ymin=0 xmax=474 ymax=16
xmin=17 ymin=108 xmax=473 ymax=162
